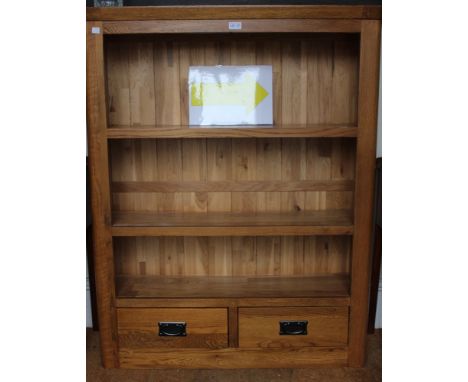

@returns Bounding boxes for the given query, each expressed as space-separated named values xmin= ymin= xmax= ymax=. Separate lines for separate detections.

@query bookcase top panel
xmin=87 ymin=5 xmax=381 ymax=22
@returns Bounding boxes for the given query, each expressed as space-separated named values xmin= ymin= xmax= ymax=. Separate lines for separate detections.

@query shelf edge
xmin=106 ymin=126 xmax=358 ymax=139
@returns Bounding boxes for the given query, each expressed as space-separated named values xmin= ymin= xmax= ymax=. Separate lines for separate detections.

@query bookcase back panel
xmin=114 ymin=236 xmax=350 ymax=277
xmin=105 ymin=34 xmax=359 ymax=126
xmin=110 ymin=138 xmax=355 ymax=213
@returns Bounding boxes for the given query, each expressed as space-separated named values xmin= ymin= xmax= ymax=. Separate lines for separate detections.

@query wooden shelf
xmin=115 ymin=274 xmax=350 ymax=299
xmin=111 ymin=210 xmax=353 ymax=236
xmin=107 ymin=124 xmax=357 ymax=139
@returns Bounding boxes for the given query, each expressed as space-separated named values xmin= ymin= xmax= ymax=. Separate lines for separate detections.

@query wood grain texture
xmin=112 ymin=226 xmax=353 ymax=237
xmin=115 ymin=296 xmax=351 ymax=308
xmin=115 ymin=274 xmax=349 ymax=299
xmin=348 ymin=20 xmax=381 ymax=368
xmin=88 ymin=327 xmax=384 ymax=374
xmin=114 ymin=235 xmax=351 ymax=277
xmin=107 ymin=125 xmax=357 ymax=138
xmin=105 ymin=34 xmax=359 ymax=128
xmin=238 ymin=307 xmax=348 ymax=348
xmin=87 ymin=5 xmax=382 ymax=21
xmin=86 ymin=22 xmax=119 ymax=368
xmin=109 ymin=137 xmax=355 ymax=215
xmin=87 ymin=7 xmax=382 ymax=369
xmin=117 ymin=308 xmax=228 ymax=349
xmin=118 ymin=346 xmax=348 ymax=369
xmin=111 ymin=210 xmax=353 ymax=237
xmin=112 ymin=179 xmax=354 ymax=193
xmin=112 ymin=210 xmax=352 ymax=226
xmin=129 ymin=42 xmax=155 ymax=125
xmin=228 ymin=306 xmax=239 ymax=348
xmin=103 ymin=19 xmax=361 ymax=35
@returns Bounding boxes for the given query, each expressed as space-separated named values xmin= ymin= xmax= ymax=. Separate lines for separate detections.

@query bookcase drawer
xmin=117 ymin=308 xmax=228 ymax=349
xmin=238 ymin=307 xmax=348 ymax=348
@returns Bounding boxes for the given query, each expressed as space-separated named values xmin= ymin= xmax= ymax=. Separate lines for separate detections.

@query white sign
xmin=188 ymin=65 xmax=273 ymax=126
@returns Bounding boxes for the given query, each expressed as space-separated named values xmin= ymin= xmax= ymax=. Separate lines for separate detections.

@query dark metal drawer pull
xmin=158 ymin=321 xmax=187 ymax=336
xmin=279 ymin=320 xmax=308 ymax=335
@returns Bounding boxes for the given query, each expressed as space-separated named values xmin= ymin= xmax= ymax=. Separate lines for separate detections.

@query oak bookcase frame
xmin=87 ymin=5 xmax=381 ymax=369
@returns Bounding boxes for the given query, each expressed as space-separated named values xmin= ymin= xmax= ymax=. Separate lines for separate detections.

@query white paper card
xmin=228 ymin=21 xmax=242 ymax=30
xmin=188 ymin=65 xmax=273 ymax=126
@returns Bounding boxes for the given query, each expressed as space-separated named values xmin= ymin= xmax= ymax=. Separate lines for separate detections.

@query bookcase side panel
xmin=348 ymin=20 xmax=381 ymax=367
xmin=87 ymin=22 xmax=119 ymax=368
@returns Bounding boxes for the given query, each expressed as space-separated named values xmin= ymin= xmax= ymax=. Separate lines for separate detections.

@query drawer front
xmin=117 ymin=308 xmax=228 ymax=349
xmin=238 ymin=307 xmax=348 ymax=348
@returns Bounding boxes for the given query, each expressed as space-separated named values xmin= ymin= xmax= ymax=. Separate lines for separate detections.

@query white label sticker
xmin=91 ymin=27 xmax=101 ymax=34
xmin=228 ymin=21 xmax=242 ymax=30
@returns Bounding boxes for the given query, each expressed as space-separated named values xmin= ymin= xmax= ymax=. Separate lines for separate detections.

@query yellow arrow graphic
xmin=191 ymin=75 xmax=269 ymax=114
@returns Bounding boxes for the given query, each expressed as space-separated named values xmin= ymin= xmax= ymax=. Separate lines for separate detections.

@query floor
xmin=86 ymin=329 xmax=382 ymax=382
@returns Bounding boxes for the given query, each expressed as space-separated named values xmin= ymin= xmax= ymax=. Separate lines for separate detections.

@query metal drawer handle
xmin=158 ymin=321 xmax=187 ymax=337
xmin=279 ymin=320 xmax=308 ymax=335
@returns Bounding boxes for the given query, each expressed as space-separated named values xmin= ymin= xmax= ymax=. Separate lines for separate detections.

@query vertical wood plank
xmin=327 ymin=138 xmax=355 ymax=209
xmin=303 ymin=236 xmax=351 ymax=275
xmin=349 ymin=20 xmax=381 ymax=368
xmin=232 ymin=237 xmax=256 ymax=276
xmin=305 ymin=138 xmax=331 ymax=210
xmin=228 ymin=306 xmax=239 ymax=348
xmin=281 ymin=39 xmax=307 ymax=124
xmin=305 ymin=236 xmax=326 ymax=273
xmin=140 ymin=139 xmax=159 ymax=181
xmin=135 ymin=237 xmax=147 ymax=275
xmin=183 ymin=237 xmax=209 ymax=276
xmin=86 ymin=22 xmax=119 ymax=368
xmin=232 ymin=139 xmax=257 ymax=213
xmin=307 ymin=37 xmax=333 ymax=124
xmin=256 ymin=138 xmax=281 ymax=212
xmin=208 ymin=237 xmax=232 ymax=276
xmin=329 ymin=236 xmax=351 ymax=274
xmin=303 ymin=236 xmax=318 ymax=274
xmin=281 ymin=138 xmax=306 ymax=212
xmin=154 ymin=40 xmax=181 ymax=125
xmin=138 ymin=237 xmax=161 ymax=276
xmin=112 ymin=140 xmax=137 ymax=215
xmin=256 ymin=236 xmax=281 ymax=275
xmin=109 ymin=140 xmax=132 ymax=181
xmin=204 ymin=40 xmax=219 ymax=65
xmin=218 ymin=39 xmax=232 ymax=65
xmin=113 ymin=238 xmax=123 ymax=275
xmin=128 ymin=42 xmax=156 ymax=126
xmin=106 ymin=40 xmax=130 ymax=126
xmin=160 ymin=237 xmax=184 ymax=276
xmin=256 ymin=40 xmax=282 ymax=123
xmin=182 ymin=139 xmax=208 ymax=213
xmin=178 ymin=40 xmax=190 ymax=125
xmin=122 ymin=236 xmax=138 ymax=275
xmin=156 ymin=139 xmax=183 ymax=212
xmin=332 ymin=36 xmax=359 ymax=124
xmin=207 ymin=139 xmax=232 ymax=212
xmin=280 ymin=236 xmax=304 ymax=276
xmin=231 ymin=39 xmax=256 ymax=65
xmin=130 ymin=140 xmax=146 ymax=210
xmin=179 ymin=40 xmax=205 ymax=125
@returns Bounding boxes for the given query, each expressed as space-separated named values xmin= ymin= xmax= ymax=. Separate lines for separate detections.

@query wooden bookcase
xmin=86 ymin=5 xmax=381 ymax=369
